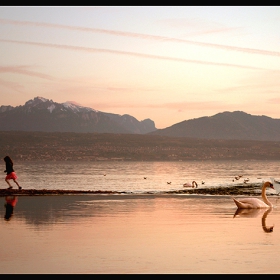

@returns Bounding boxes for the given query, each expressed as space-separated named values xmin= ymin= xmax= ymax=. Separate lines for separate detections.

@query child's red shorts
xmin=5 ymin=172 xmax=18 ymax=180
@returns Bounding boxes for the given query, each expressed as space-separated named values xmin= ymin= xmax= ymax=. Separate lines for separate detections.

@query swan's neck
xmin=262 ymin=186 xmax=273 ymax=207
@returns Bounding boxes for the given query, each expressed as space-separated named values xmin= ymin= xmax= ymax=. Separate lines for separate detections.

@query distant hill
xmin=148 ymin=111 xmax=280 ymax=141
xmin=0 ymin=96 xmax=157 ymax=134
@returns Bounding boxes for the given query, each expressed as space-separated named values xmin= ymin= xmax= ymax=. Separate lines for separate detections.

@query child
xmin=4 ymin=156 xmax=22 ymax=190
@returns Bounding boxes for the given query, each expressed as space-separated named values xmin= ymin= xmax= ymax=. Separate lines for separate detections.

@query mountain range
xmin=149 ymin=111 xmax=280 ymax=141
xmin=0 ymin=96 xmax=156 ymax=134
xmin=1 ymin=96 xmax=280 ymax=141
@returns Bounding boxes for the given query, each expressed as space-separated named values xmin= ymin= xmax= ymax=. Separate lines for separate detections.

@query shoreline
xmin=2 ymin=131 xmax=280 ymax=162
xmin=0 ymin=183 xmax=277 ymax=196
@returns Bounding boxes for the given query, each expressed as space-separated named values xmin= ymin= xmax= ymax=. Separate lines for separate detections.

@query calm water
xmin=1 ymin=194 xmax=280 ymax=273
xmin=1 ymin=160 xmax=280 ymax=274
xmin=9 ymin=160 xmax=280 ymax=193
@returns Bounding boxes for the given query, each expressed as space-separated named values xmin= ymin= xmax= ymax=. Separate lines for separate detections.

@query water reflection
xmin=261 ymin=208 xmax=274 ymax=233
xmin=4 ymin=195 xmax=18 ymax=221
xmin=233 ymin=207 xmax=274 ymax=233
xmin=2 ymin=195 xmax=158 ymax=228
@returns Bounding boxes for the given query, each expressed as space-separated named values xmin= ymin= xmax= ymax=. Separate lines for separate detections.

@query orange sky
xmin=0 ymin=6 xmax=280 ymax=128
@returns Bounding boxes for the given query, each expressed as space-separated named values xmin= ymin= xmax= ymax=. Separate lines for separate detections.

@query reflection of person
xmin=4 ymin=195 xmax=18 ymax=221
xmin=4 ymin=156 xmax=22 ymax=190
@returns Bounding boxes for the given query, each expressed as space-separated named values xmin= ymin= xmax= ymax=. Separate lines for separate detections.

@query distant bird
xmin=167 ymin=182 xmax=171 ymax=184
xmin=201 ymin=181 xmax=205 ymax=185
xmin=243 ymin=178 xmax=249 ymax=183
xmin=234 ymin=175 xmax=243 ymax=181
xmin=183 ymin=181 xmax=198 ymax=188
xmin=232 ymin=181 xmax=274 ymax=209
xmin=144 ymin=177 xmax=147 ymax=179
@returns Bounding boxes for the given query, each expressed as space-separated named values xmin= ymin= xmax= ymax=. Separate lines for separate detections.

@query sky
xmin=0 ymin=6 xmax=280 ymax=129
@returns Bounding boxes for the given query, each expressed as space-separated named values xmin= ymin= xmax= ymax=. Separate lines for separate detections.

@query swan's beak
xmin=270 ymin=184 xmax=275 ymax=189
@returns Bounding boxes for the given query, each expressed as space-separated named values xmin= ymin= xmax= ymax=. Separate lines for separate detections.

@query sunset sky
xmin=0 ymin=6 xmax=280 ymax=129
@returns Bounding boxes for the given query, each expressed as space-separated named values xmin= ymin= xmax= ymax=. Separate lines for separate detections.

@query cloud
xmin=0 ymin=39 xmax=264 ymax=70
xmin=158 ymin=17 xmax=244 ymax=37
xmin=267 ymin=97 xmax=280 ymax=104
xmin=90 ymin=100 xmax=230 ymax=111
xmin=0 ymin=65 xmax=55 ymax=80
xmin=1 ymin=18 xmax=279 ymax=57
xmin=0 ymin=77 xmax=24 ymax=92
xmin=156 ymin=101 xmax=226 ymax=111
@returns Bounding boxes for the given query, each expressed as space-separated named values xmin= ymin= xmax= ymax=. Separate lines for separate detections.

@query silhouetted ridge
xmin=0 ymin=96 xmax=157 ymax=134
xmin=148 ymin=111 xmax=280 ymax=141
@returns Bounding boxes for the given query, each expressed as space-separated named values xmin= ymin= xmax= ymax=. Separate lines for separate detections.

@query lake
xmin=1 ymin=160 xmax=280 ymax=274
xmin=10 ymin=159 xmax=280 ymax=193
xmin=1 ymin=194 xmax=280 ymax=273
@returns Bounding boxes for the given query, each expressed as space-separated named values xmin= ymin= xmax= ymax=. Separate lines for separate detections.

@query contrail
xmin=0 ymin=39 xmax=264 ymax=70
xmin=1 ymin=18 xmax=280 ymax=57
xmin=0 ymin=65 xmax=55 ymax=80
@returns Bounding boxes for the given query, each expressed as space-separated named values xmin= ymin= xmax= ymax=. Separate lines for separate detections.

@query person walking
xmin=4 ymin=156 xmax=22 ymax=190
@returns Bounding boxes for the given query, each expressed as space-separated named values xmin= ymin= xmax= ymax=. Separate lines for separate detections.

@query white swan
xmin=183 ymin=181 xmax=198 ymax=188
xmin=232 ymin=181 xmax=274 ymax=209
xmin=270 ymin=177 xmax=280 ymax=194
xmin=271 ymin=177 xmax=280 ymax=184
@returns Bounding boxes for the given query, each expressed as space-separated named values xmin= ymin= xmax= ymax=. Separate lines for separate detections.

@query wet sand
xmin=0 ymin=182 xmax=270 ymax=196
xmin=1 ymin=194 xmax=280 ymax=273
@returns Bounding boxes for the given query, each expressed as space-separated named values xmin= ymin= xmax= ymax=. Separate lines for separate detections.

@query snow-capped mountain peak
xmin=24 ymin=97 xmax=97 ymax=113
xmin=62 ymin=101 xmax=97 ymax=113
xmin=62 ymin=101 xmax=82 ymax=112
xmin=25 ymin=96 xmax=52 ymax=107
xmin=37 ymin=96 xmax=49 ymax=102
xmin=1 ymin=96 xmax=156 ymax=134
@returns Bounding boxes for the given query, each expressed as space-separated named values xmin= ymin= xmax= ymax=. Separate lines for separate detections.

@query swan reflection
xmin=233 ymin=207 xmax=274 ymax=233
xmin=261 ymin=208 xmax=274 ymax=233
